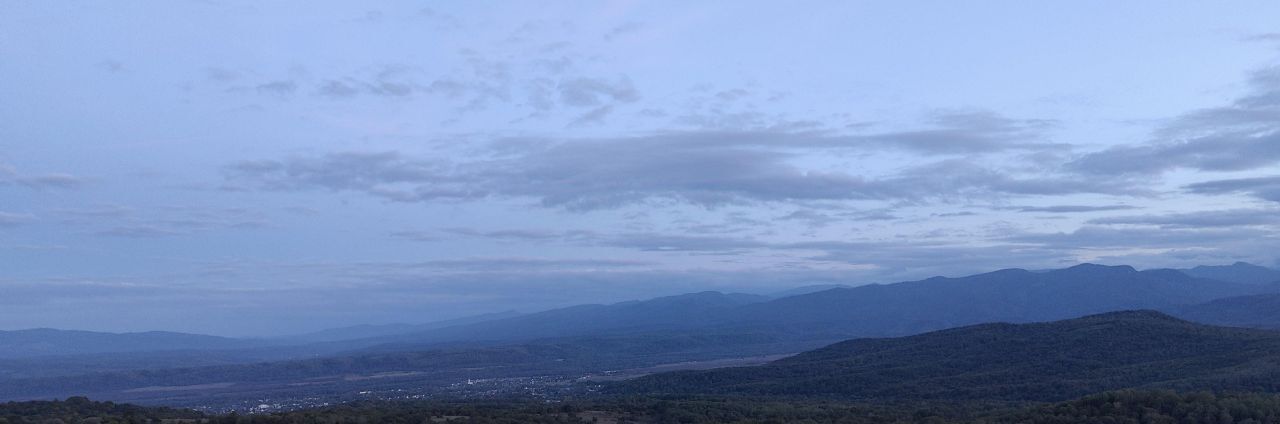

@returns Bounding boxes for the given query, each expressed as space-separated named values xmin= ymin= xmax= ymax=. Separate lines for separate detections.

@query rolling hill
xmin=623 ymin=310 xmax=1280 ymax=401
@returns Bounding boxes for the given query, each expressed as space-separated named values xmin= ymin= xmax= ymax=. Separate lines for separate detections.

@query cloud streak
xmin=224 ymin=122 xmax=1107 ymax=210
xmin=1070 ymin=66 xmax=1280 ymax=177
xmin=0 ymin=164 xmax=84 ymax=190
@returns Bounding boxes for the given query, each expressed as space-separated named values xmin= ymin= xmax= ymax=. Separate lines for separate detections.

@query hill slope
xmin=623 ymin=311 xmax=1280 ymax=401
xmin=1166 ymin=293 xmax=1280 ymax=329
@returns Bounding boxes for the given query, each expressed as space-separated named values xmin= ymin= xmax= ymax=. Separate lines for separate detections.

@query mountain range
xmin=358 ymin=262 xmax=1280 ymax=351
xmin=4 ymin=261 xmax=1280 ymax=406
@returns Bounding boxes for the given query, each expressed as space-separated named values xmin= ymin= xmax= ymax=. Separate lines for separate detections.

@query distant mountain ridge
xmin=623 ymin=310 xmax=1280 ymax=401
xmin=0 ymin=329 xmax=265 ymax=359
xmin=317 ymin=263 xmax=1280 ymax=352
xmin=701 ymin=263 xmax=1278 ymax=339
xmin=5 ymin=263 xmax=1280 ymax=405
xmin=281 ymin=310 xmax=525 ymax=343
xmin=5 ymin=263 xmax=1279 ymax=362
xmin=364 ymin=291 xmax=771 ymax=350
xmin=1180 ymin=262 xmax=1280 ymax=285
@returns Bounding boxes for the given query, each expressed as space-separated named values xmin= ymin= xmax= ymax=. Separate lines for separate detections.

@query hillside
xmin=0 ymin=396 xmax=203 ymax=423
xmin=12 ymin=390 xmax=1280 ymax=423
xmin=623 ymin=311 xmax=1280 ymax=401
xmin=1167 ymin=293 xmax=1280 ymax=329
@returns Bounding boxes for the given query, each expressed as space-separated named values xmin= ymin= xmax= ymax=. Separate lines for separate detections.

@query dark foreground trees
xmin=9 ymin=391 xmax=1280 ymax=424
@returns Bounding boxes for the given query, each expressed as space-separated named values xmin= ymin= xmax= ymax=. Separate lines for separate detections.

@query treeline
xmin=995 ymin=390 xmax=1280 ymax=424
xmin=0 ymin=396 xmax=202 ymax=424
xmin=11 ymin=391 xmax=1280 ymax=424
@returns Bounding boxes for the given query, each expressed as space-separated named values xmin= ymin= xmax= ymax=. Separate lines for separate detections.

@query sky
xmin=3 ymin=1 xmax=1280 ymax=336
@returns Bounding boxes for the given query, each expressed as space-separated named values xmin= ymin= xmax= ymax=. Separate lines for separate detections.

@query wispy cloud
xmin=0 ymin=164 xmax=84 ymax=190
xmin=1070 ymin=66 xmax=1280 ymax=177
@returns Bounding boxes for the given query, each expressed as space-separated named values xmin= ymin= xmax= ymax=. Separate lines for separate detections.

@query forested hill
xmin=11 ymin=391 xmax=1280 ymax=423
xmin=1166 ymin=293 xmax=1280 ymax=330
xmin=0 ymin=396 xmax=203 ymax=423
xmin=623 ymin=310 xmax=1280 ymax=401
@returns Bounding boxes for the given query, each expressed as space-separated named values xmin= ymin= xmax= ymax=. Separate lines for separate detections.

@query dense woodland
xmin=9 ymin=391 xmax=1280 ymax=424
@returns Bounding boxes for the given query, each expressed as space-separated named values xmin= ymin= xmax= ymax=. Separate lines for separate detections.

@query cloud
xmin=1245 ymin=33 xmax=1280 ymax=45
xmin=226 ymin=125 xmax=1099 ymax=210
xmin=95 ymin=225 xmax=184 ymax=238
xmin=604 ymin=22 xmax=643 ymax=41
xmin=569 ymin=105 xmax=615 ymax=126
xmin=598 ymin=233 xmax=770 ymax=253
xmin=204 ymin=67 xmax=240 ymax=82
xmin=0 ymin=212 xmax=35 ymax=227
xmin=1006 ymin=225 xmax=1262 ymax=249
xmin=83 ymin=206 xmax=267 ymax=238
xmin=557 ymin=76 xmax=639 ymax=107
xmin=1014 ymin=205 xmax=1137 ymax=213
xmin=0 ymin=164 xmax=84 ymax=190
xmin=1088 ymin=208 xmax=1280 ymax=228
xmin=791 ymin=239 xmax=1074 ymax=278
xmin=224 ymin=152 xmax=478 ymax=201
xmin=317 ymin=79 xmax=362 ymax=98
xmin=1070 ymin=65 xmax=1280 ymax=176
xmin=413 ymin=257 xmax=649 ymax=272
xmin=316 ymin=66 xmax=425 ymax=99
xmin=778 ymin=210 xmax=840 ymax=227
xmin=53 ymin=205 xmax=135 ymax=218
xmin=779 ymin=209 xmax=897 ymax=228
xmin=437 ymin=228 xmax=597 ymax=242
xmin=255 ymin=80 xmax=297 ymax=96
xmin=1184 ymin=175 xmax=1280 ymax=202
xmin=860 ymin=110 xmax=1060 ymax=154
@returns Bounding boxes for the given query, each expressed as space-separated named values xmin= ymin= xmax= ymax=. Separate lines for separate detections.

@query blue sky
xmin=3 ymin=1 xmax=1280 ymax=336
